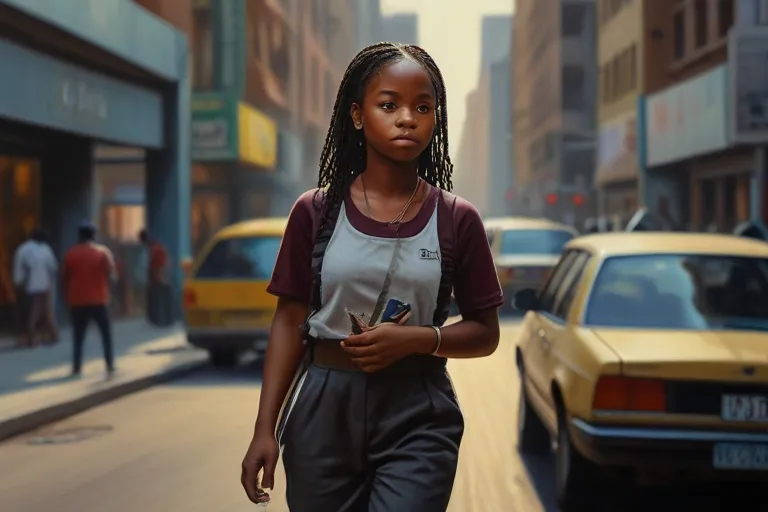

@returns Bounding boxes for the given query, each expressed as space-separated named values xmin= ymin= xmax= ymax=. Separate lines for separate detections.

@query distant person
xmin=139 ymin=229 xmax=172 ymax=326
xmin=12 ymin=227 xmax=58 ymax=348
xmin=63 ymin=222 xmax=116 ymax=377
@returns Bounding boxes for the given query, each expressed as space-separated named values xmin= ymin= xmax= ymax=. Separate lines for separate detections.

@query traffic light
xmin=545 ymin=193 xmax=558 ymax=205
xmin=572 ymin=194 xmax=584 ymax=207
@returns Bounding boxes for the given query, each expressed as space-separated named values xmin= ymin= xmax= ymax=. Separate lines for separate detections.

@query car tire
xmin=209 ymin=349 xmax=238 ymax=368
xmin=517 ymin=377 xmax=551 ymax=454
xmin=555 ymin=406 xmax=600 ymax=510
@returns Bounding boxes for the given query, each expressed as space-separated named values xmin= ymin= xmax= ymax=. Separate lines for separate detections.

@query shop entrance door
xmin=0 ymin=155 xmax=41 ymax=336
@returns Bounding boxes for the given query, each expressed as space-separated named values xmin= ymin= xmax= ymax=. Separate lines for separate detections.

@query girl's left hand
xmin=341 ymin=323 xmax=419 ymax=373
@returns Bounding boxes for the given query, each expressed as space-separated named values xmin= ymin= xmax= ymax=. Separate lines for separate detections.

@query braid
xmin=313 ymin=42 xmax=454 ymax=231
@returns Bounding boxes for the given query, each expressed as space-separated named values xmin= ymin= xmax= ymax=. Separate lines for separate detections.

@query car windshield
xmin=585 ymin=254 xmax=768 ymax=331
xmin=501 ymin=229 xmax=574 ymax=255
xmin=195 ymin=236 xmax=281 ymax=280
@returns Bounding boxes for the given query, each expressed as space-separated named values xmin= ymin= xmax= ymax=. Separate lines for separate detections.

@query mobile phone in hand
xmin=381 ymin=298 xmax=412 ymax=324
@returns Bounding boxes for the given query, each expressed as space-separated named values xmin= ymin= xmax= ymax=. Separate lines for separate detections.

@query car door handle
xmin=537 ymin=329 xmax=551 ymax=348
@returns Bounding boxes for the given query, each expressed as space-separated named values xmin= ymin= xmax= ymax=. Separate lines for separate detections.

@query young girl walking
xmin=241 ymin=42 xmax=503 ymax=511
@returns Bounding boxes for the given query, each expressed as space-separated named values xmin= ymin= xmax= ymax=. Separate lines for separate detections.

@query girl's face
xmin=350 ymin=59 xmax=437 ymax=163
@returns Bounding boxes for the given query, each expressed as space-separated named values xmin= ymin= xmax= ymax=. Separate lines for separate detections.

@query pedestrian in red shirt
xmin=139 ymin=229 xmax=172 ymax=326
xmin=62 ymin=222 xmax=116 ymax=377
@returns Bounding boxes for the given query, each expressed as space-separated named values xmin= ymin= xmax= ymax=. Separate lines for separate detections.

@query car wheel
xmin=209 ymin=349 xmax=239 ymax=368
xmin=517 ymin=376 xmax=550 ymax=454
xmin=555 ymin=406 xmax=599 ymax=510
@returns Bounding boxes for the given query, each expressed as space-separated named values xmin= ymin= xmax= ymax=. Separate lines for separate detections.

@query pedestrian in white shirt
xmin=12 ymin=228 xmax=59 ymax=347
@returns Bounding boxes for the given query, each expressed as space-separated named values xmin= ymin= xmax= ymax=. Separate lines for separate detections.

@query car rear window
xmin=500 ymin=229 xmax=574 ymax=255
xmin=195 ymin=236 xmax=281 ymax=280
xmin=585 ymin=254 xmax=768 ymax=331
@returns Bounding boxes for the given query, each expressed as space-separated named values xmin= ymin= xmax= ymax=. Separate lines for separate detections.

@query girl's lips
xmin=391 ymin=137 xmax=419 ymax=147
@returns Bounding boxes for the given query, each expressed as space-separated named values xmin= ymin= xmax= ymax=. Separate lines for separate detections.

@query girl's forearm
xmin=253 ymin=300 xmax=309 ymax=437
xmin=409 ymin=309 xmax=500 ymax=359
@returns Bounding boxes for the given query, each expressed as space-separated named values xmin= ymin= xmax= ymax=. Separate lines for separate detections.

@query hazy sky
xmin=381 ymin=0 xmax=515 ymax=157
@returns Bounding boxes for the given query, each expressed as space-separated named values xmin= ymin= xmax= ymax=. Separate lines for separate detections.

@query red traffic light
xmin=545 ymin=193 xmax=558 ymax=205
xmin=505 ymin=189 xmax=514 ymax=201
xmin=572 ymin=194 xmax=584 ymax=207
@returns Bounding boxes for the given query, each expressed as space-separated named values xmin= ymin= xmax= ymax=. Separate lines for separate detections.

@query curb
xmin=0 ymin=358 xmax=207 ymax=443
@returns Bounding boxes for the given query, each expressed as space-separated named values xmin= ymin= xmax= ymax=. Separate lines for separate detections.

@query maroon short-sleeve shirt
xmin=267 ymin=186 xmax=503 ymax=315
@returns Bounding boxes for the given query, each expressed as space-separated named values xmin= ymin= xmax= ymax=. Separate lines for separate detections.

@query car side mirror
xmin=513 ymin=288 xmax=539 ymax=312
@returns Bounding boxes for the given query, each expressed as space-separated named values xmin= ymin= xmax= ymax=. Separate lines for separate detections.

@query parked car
xmin=484 ymin=217 xmax=577 ymax=310
xmin=513 ymin=231 xmax=768 ymax=510
xmin=182 ymin=217 xmax=285 ymax=367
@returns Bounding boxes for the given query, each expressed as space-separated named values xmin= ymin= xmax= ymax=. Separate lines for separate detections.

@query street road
xmin=0 ymin=320 xmax=764 ymax=511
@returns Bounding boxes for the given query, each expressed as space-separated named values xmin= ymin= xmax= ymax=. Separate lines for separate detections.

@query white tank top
xmin=308 ymin=200 xmax=442 ymax=339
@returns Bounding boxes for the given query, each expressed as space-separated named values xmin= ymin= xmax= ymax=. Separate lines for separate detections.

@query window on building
xmin=694 ymin=0 xmax=708 ymax=48
xmin=628 ymin=44 xmax=637 ymax=90
xmin=720 ymin=0 xmax=735 ymax=36
xmin=562 ymin=65 xmax=585 ymax=110
xmin=562 ymin=4 xmax=584 ymax=36
xmin=192 ymin=7 xmax=214 ymax=89
xmin=673 ymin=10 xmax=686 ymax=60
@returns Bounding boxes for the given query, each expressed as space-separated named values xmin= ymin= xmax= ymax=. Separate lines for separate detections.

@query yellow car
xmin=513 ymin=232 xmax=768 ymax=509
xmin=182 ymin=217 xmax=286 ymax=367
xmin=484 ymin=217 xmax=577 ymax=309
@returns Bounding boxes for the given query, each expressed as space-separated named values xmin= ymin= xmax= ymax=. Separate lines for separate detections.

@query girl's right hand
xmin=241 ymin=431 xmax=279 ymax=505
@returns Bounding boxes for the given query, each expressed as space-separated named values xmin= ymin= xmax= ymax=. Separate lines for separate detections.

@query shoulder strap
xmin=433 ymin=190 xmax=457 ymax=326
xmin=300 ymin=192 xmax=341 ymax=340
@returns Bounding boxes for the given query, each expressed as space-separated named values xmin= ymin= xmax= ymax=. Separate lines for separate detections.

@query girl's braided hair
xmin=313 ymin=42 xmax=454 ymax=231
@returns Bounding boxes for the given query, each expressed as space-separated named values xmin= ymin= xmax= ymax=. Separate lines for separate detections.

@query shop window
xmin=104 ymin=205 xmax=145 ymax=244
xmin=694 ymin=0 xmax=708 ymax=48
xmin=673 ymin=10 xmax=686 ymax=60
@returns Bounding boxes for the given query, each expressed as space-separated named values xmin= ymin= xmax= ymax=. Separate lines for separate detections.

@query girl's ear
xmin=350 ymin=103 xmax=363 ymax=130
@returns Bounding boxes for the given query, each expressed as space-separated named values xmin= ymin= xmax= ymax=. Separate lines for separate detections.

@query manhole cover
xmin=25 ymin=425 xmax=113 ymax=445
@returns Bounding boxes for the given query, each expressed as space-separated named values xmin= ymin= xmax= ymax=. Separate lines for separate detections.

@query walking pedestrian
xmin=62 ymin=222 xmax=116 ymax=377
xmin=12 ymin=227 xmax=58 ymax=347
xmin=139 ymin=229 xmax=172 ymax=326
xmin=241 ymin=43 xmax=503 ymax=511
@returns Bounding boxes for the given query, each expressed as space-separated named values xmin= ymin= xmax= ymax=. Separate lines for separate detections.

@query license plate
xmin=722 ymin=395 xmax=768 ymax=422
xmin=713 ymin=443 xmax=768 ymax=470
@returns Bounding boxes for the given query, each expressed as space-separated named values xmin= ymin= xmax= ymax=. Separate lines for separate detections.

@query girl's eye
xmin=417 ymin=105 xmax=430 ymax=114
xmin=381 ymin=102 xmax=396 ymax=110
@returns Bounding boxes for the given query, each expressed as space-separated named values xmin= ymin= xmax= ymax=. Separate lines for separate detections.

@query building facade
xmin=381 ymin=14 xmax=418 ymax=45
xmin=355 ymin=0 xmax=382 ymax=50
xmin=0 ymin=0 xmax=190 ymax=333
xmin=641 ymin=0 xmax=768 ymax=232
xmin=512 ymin=0 xmax=597 ymax=227
xmin=595 ymin=0 xmax=643 ymax=226
xmin=189 ymin=0 xmax=356 ymax=255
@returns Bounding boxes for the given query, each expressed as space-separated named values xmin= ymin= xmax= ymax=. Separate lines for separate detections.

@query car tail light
xmin=592 ymin=376 xmax=666 ymax=412
xmin=183 ymin=287 xmax=197 ymax=307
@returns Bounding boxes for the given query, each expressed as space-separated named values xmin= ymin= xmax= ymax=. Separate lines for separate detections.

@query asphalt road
xmin=1 ymin=319 xmax=765 ymax=511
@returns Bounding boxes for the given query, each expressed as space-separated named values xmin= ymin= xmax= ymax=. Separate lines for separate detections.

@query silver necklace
xmin=361 ymin=176 xmax=421 ymax=225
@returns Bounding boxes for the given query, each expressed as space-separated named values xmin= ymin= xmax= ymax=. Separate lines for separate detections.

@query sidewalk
xmin=0 ymin=318 xmax=207 ymax=441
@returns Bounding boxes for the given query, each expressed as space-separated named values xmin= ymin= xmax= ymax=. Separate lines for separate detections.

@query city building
xmin=355 ymin=0 xmax=382 ymax=50
xmin=189 ymin=0 xmax=356 ymax=255
xmin=595 ymin=0 xmax=643 ymax=225
xmin=455 ymin=15 xmax=512 ymax=217
xmin=0 ymin=0 xmax=190 ymax=333
xmin=512 ymin=0 xmax=597 ymax=226
xmin=381 ymin=13 xmax=418 ymax=45
xmin=641 ymin=0 xmax=768 ymax=232
xmin=455 ymin=72 xmax=491 ymax=211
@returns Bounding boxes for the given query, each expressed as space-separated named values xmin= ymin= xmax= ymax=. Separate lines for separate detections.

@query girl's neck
xmin=361 ymin=159 xmax=419 ymax=198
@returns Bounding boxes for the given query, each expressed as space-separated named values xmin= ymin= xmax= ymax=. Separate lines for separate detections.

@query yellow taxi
xmin=484 ymin=217 xmax=577 ymax=309
xmin=182 ymin=218 xmax=286 ymax=367
xmin=513 ymin=232 xmax=768 ymax=509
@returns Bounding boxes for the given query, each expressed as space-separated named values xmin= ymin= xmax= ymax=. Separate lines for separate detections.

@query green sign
xmin=191 ymin=92 xmax=237 ymax=161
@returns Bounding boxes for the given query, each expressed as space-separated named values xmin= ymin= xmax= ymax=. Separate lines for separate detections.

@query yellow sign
xmin=237 ymin=103 xmax=277 ymax=169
